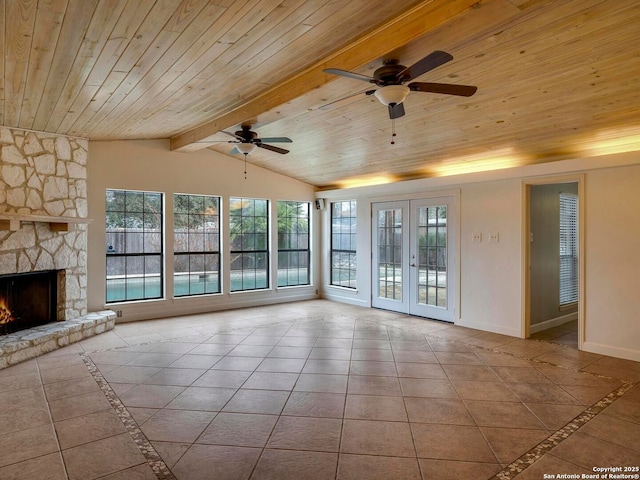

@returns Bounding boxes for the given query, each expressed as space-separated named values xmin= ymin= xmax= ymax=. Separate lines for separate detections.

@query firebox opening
xmin=0 ymin=270 xmax=59 ymax=336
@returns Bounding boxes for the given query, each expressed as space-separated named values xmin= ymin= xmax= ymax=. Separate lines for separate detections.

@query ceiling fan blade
xmin=257 ymin=137 xmax=292 ymax=143
xmin=409 ymin=82 xmax=477 ymax=97
xmin=323 ymin=68 xmax=374 ymax=83
xmin=222 ymin=130 xmax=243 ymax=140
xmin=318 ymin=88 xmax=376 ymax=110
xmin=388 ymin=103 xmax=405 ymax=119
xmin=397 ymin=50 xmax=453 ymax=81
xmin=257 ymin=143 xmax=289 ymax=154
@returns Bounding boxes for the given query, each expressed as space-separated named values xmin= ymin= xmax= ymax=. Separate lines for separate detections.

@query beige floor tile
xmin=496 ymin=340 xmax=561 ymax=359
xmin=491 ymin=366 xmax=553 ymax=384
xmin=119 ymin=384 xmax=185 ymax=409
xmin=256 ymin=357 xmax=307 ymax=373
xmin=513 ymin=454 xmax=591 ymax=479
xmin=581 ymin=356 xmax=640 ymax=383
xmin=207 ymin=333 xmax=250 ymax=344
xmin=192 ymin=369 xmax=251 ymax=388
xmin=341 ymin=419 xmax=415 ymax=457
xmin=481 ymin=426 xmax=551 ymax=464
xmin=304 ymin=359 xmax=351 ymax=375
xmin=99 ymin=463 xmax=158 ymax=480
xmin=352 ymin=339 xmax=391 ymax=350
xmin=240 ymin=335 xmax=281 ymax=346
xmin=43 ymin=375 xmax=102 ymax=400
xmin=198 ymin=412 xmax=278 ymax=447
xmin=350 ymin=360 xmax=397 ymax=376
xmin=559 ymin=384 xmax=620 ymax=405
xmin=0 ymin=452 xmax=67 ymax=480
xmin=150 ymin=441 xmax=190 ymax=468
xmin=87 ymin=350 xmax=143 ymax=366
xmin=223 ymin=389 xmax=290 ymax=414
xmin=547 ymin=431 xmax=640 ymax=471
xmin=524 ymin=402 xmax=587 ymax=430
xmin=0 ymin=423 xmax=59 ymax=468
xmin=125 ymin=352 xmax=185 ymax=368
xmin=337 ymin=454 xmax=421 ymax=480
xmin=188 ymin=343 xmax=235 ymax=355
xmin=392 ymin=350 xmax=438 ymax=363
xmin=140 ymin=408 xmax=216 ymax=442
xmin=405 ymin=397 xmax=475 ymax=425
xmin=475 ymin=352 xmax=534 ymax=367
xmin=464 ymin=400 xmax=546 ymax=429
xmin=344 ymin=394 xmax=408 ymax=422
xmin=36 ymin=352 xmax=86 ymax=370
xmin=411 ymin=423 xmax=497 ymax=462
xmin=268 ymin=416 xmax=342 ymax=452
xmin=252 ymin=449 xmax=338 ymax=480
xmin=39 ymin=363 xmax=93 ymax=384
xmin=243 ymin=371 xmax=299 ymax=390
xmin=110 ymin=382 xmax=137 ymax=396
xmin=55 ymin=408 xmax=127 ymax=449
xmin=348 ymin=375 xmax=402 ymax=396
xmin=434 ymin=351 xmax=483 ymax=365
xmin=452 ymin=380 xmax=519 ymax=402
xmin=227 ymin=345 xmax=275 ymax=357
xmin=313 ymin=338 xmax=352 ymax=349
xmin=49 ymin=389 xmax=112 ymax=421
xmin=534 ymin=347 xmax=603 ymax=369
xmin=399 ymin=377 xmax=458 ymax=398
xmin=148 ymin=342 xmax=199 ymax=354
xmin=0 ymin=359 xmax=38 ymax=378
xmin=507 ymin=382 xmax=583 ymax=405
xmin=0 ymin=401 xmax=52 ymax=435
xmin=420 ymin=458 xmax=501 ymax=480
xmin=62 ymin=432 xmax=147 ymax=480
xmin=283 ymin=391 xmax=346 ymax=418
xmin=173 ymin=444 xmax=261 ymax=480
xmin=536 ymin=364 xmax=622 ymax=387
xmin=603 ymin=396 xmax=640 ymax=424
xmin=102 ymin=365 xmax=162 ymax=384
xmin=442 ymin=364 xmax=500 ymax=382
xmin=294 ymin=373 xmax=348 ymax=393
xmin=127 ymin=407 xmax=159 ymax=425
xmin=0 ymin=371 xmax=42 ymax=392
xmin=168 ymin=354 xmax=222 ymax=369
xmin=142 ymin=367 xmax=207 ymax=386
xmin=580 ymin=412 xmax=640 ymax=452
xmin=426 ymin=339 xmax=474 ymax=353
xmin=268 ymin=345 xmax=313 ymax=358
xmin=395 ymin=362 xmax=447 ymax=379
xmin=390 ymin=340 xmax=432 ymax=351
xmin=164 ymin=385 xmax=236 ymax=411
xmin=350 ymin=348 xmax=394 ymax=361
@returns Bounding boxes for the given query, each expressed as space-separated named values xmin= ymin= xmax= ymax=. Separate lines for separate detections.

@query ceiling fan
xmin=323 ymin=50 xmax=477 ymax=119
xmin=221 ymin=125 xmax=292 ymax=155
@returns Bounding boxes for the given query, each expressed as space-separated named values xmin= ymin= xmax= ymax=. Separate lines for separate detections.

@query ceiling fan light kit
xmin=374 ymin=85 xmax=410 ymax=106
xmin=236 ymin=143 xmax=257 ymax=154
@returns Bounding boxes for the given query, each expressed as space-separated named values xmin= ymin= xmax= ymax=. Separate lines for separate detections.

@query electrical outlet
xmin=472 ymin=232 xmax=482 ymax=243
xmin=490 ymin=232 xmax=499 ymax=243
xmin=116 ymin=310 xmax=123 ymax=318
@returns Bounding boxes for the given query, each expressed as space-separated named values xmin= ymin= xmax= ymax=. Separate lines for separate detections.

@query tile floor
xmin=0 ymin=300 xmax=638 ymax=479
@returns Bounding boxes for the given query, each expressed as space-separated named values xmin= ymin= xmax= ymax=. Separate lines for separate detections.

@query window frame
xmin=173 ymin=193 xmax=221 ymax=297
xmin=559 ymin=192 xmax=578 ymax=307
xmin=105 ymin=189 xmax=164 ymax=303
xmin=330 ymin=200 xmax=357 ymax=289
xmin=277 ymin=200 xmax=310 ymax=287
xmin=229 ymin=197 xmax=270 ymax=292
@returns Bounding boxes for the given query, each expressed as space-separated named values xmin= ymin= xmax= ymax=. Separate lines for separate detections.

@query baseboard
xmin=529 ymin=312 xmax=578 ymax=334
xmin=581 ymin=341 xmax=640 ymax=363
xmin=321 ymin=291 xmax=369 ymax=308
xmin=455 ymin=317 xmax=521 ymax=338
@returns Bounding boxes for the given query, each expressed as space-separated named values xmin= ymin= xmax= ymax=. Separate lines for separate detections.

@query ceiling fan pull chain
xmin=391 ymin=118 xmax=397 ymax=145
xmin=244 ymin=153 xmax=248 ymax=179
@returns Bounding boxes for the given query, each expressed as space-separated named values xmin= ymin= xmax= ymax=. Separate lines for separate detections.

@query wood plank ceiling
xmin=1 ymin=0 xmax=639 ymax=189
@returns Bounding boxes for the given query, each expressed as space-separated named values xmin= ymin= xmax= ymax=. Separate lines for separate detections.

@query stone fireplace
xmin=0 ymin=126 xmax=114 ymax=367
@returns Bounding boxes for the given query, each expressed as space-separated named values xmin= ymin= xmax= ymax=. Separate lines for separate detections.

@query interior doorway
xmin=524 ymin=178 xmax=583 ymax=348
xmin=371 ymin=197 xmax=456 ymax=322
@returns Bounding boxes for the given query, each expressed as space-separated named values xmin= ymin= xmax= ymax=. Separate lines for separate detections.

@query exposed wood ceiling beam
xmin=170 ymin=0 xmax=480 ymax=152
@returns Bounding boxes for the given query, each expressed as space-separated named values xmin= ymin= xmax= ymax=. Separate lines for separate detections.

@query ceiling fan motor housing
xmin=235 ymin=126 xmax=258 ymax=142
xmin=373 ymin=59 xmax=406 ymax=85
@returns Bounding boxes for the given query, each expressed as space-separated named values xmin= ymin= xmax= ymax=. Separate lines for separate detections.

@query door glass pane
xmin=377 ymin=209 xmax=402 ymax=300
xmin=417 ymin=205 xmax=447 ymax=307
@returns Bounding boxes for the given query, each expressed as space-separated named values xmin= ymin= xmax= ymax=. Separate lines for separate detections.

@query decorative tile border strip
xmin=80 ymin=353 xmax=176 ymax=480
xmin=491 ymin=381 xmax=635 ymax=480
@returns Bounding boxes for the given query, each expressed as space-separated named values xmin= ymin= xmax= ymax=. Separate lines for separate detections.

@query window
xmin=277 ymin=201 xmax=310 ymax=287
xmin=330 ymin=200 xmax=357 ymax=288
xmin=106 ymin=189 xmax=163 ymax=302
xmin=229 ymin=197 xmax=269 ymax=291
xmin=174 ymin=194 xmax=221 ymax=296
xmin=559 ymin=192 xmax=578 ymax=306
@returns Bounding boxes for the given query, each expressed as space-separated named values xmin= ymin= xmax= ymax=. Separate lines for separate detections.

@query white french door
xmin=372 ymin=198 xmax=456 ymax=322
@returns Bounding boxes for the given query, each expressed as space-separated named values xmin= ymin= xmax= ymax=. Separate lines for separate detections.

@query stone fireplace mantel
xmin=0 ymin=212 xmax=92 ymax=232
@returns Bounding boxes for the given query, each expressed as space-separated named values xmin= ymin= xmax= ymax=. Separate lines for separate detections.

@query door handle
xmin=410 ymin=263 xmax=416 ymax=267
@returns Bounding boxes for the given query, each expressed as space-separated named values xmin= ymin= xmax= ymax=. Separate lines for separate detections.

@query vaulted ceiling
xmin=2 ymin=0 xmax=639 ymax=189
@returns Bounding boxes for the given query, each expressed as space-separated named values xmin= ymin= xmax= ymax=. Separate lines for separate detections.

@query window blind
xmin=559 ymin=193 xmax=578 ymax=305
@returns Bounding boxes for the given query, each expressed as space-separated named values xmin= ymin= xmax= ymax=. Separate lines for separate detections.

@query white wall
xmin=88 ymin=139 xmax=317 ymax=322
xmin=318 ymin=151 xmax=640 ymax=361
xmin=583 ymin=164 xmax=640 ymax=360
